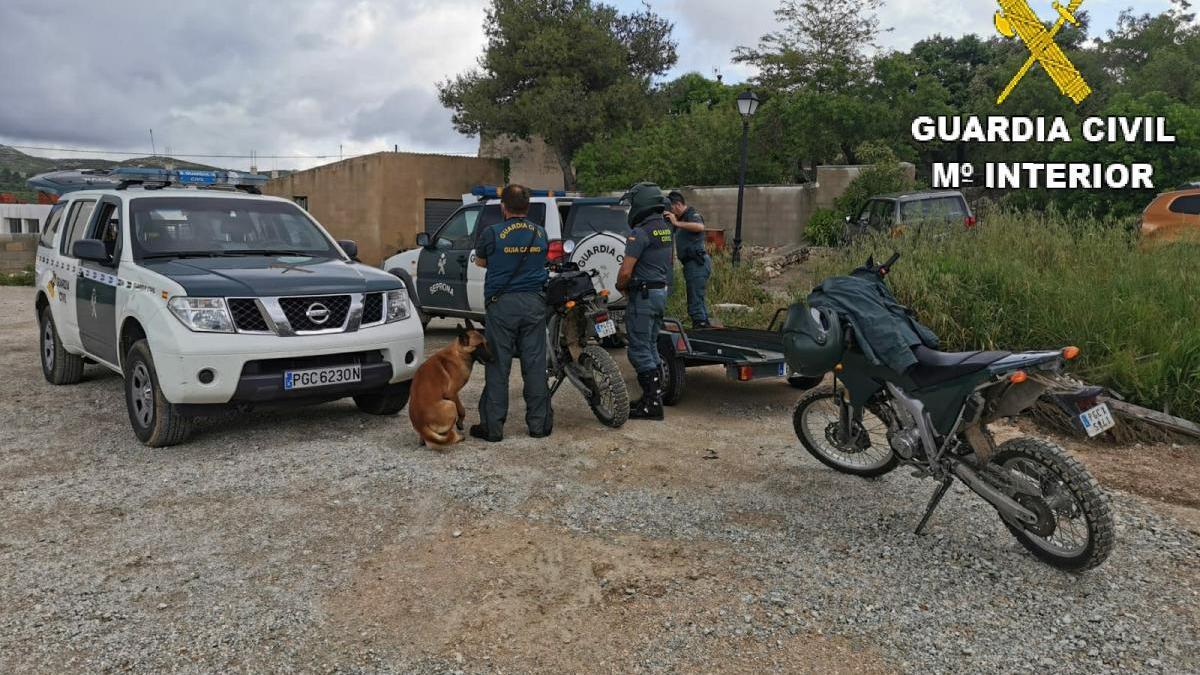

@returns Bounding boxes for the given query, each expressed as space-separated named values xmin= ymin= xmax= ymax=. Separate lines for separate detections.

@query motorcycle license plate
xmin=1078 ymin=403 xmax=1116 ymax=437
xmin=594 ymin=319 xmax=616 ymax=338
xmin=284 ymin=364 xmax=362 ymax=390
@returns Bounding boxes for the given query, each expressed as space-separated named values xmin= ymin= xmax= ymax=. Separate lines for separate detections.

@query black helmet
xmin=782 ymin=302 xmax=845 ymax=377
xmin=622 ymin=182 xmax=669 ymax=226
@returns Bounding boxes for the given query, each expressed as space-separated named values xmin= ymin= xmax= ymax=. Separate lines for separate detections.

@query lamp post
xmin=732 ymin=89 xmax=760 ymax=266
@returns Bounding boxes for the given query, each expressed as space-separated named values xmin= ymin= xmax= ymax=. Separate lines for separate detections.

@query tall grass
xmin=664 ymin=251 xmax=776 ymax=326
xmin=809 ymin=209 xmax=1200 ymax=421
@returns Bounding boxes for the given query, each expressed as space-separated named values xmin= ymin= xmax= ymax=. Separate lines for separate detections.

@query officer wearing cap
xmin=616 ymin=182 xmax=673 ymax=421
xmin=664 ymin=190 xmax=711 ymax=329
xmin=471 ymin=184 xmax=552 ymax=442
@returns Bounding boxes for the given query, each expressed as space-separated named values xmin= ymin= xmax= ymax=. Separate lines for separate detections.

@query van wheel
xmin=124 ymin=339 xmax=191 ymax=447
xmin=40 ymin=305 xmax=85 ymax=385
xmin=354 ymin=381 xmax=412 ymax=415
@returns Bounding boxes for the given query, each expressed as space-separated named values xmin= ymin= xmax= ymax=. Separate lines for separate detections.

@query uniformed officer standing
xmin=471 ymin=185 xmax=552 ymax=442
xmin=616 ymin=182 xmax=674 ymax=421
xmin=664 ymin=190 xmax=711 ymax=329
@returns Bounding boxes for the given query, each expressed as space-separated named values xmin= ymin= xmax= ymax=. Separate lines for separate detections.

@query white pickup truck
xmin=33 ymin=168 xmax=424 ymax=447
xmin=383 ymin=189 xmax=629 ymax=324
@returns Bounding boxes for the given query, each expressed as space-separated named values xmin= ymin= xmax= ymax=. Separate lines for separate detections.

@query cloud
xmin=0 ymin=0 xmax=1174 ymax=170
xmin=0 ymin=0 xmax=488 ymax=170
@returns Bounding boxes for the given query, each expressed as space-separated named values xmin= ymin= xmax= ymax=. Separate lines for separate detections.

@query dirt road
xmin=0 ymin=286 xmax=1196 ymax=673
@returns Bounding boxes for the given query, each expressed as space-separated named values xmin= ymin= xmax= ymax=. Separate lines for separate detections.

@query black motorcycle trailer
xmin=655 ymin=309 xmax=819 ymax=405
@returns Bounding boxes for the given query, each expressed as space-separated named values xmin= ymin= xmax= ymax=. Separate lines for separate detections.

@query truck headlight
xmin=385 ymin=288 xmax=410 ymax=323
xmin=168 ymin=297 xmax=235 ymax=333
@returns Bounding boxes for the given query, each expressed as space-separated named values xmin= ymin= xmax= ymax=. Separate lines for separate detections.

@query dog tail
xmin=420 ymin=425 xmax=454 ymax=447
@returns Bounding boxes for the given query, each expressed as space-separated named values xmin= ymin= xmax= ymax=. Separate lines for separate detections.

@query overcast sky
xmin=0 ymin=0 xmax=1171 ymax=171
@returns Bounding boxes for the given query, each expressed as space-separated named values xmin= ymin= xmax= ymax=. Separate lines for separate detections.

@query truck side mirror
xmin=72 ymin=239 xmax=111 ymax=264
xmin=337 ymin=239 xmax=358 ymax=260
xmin=416 ymin=232 xmax=431 ymax=248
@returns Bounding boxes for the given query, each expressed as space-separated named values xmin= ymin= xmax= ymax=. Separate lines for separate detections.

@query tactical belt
xmin=631 ymin=280 xmax=668 ymax=299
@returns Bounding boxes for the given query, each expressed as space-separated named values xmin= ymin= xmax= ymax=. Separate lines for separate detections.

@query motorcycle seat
xmin=907 ymin=346 xmax=1011 ymax=388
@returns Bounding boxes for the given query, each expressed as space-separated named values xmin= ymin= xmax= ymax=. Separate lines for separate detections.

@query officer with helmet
xmin=616 ymin=182 xmax=674 ymax=421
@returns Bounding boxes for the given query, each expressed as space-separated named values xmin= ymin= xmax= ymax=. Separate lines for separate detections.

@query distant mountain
xmin=0 ymin=145 xmax=282 ymax=201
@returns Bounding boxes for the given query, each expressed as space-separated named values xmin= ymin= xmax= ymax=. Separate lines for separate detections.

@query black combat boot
xmin=630 ymin=370 xmax=664 ymax=421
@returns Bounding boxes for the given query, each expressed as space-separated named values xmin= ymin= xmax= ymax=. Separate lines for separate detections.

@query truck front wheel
xmin=354 ymin=381 xmax=412 ymax=415
xmin=124 ymin=339 xmax=192 ymax=447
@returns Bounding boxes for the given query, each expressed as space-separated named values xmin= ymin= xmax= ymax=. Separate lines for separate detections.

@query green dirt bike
xmin=786 ymin=253 xmax=1115 ymax=572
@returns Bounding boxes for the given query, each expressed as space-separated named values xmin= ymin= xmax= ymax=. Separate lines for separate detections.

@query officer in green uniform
xmin=665 ymin=190 xmax=711 ymax=328
xmin=471 ymin=185 xmax=552 ymax=441
xmin=616 ymin=183 xmax=674 ymax=421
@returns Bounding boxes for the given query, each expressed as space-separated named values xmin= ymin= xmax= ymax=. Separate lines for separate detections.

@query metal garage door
xmin=424 ymin=199 xmax=461 ymax=234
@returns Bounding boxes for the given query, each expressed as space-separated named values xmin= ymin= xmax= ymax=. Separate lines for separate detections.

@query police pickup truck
xmin=383 ymin=187 xmax=629 ymax=324
xmin=33 ymin=168 xmax=423 ymax=447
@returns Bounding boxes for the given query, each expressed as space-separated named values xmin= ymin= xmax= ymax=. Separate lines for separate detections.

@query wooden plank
xmin=1103 ymin=397 xmax=1200 ymax=440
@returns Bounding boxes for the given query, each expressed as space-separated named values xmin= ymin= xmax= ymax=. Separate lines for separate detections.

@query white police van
xmin=382 ymin=187 xmax=629 ymax=324
xmin=33 ymin=168 xmax=423 ymax=446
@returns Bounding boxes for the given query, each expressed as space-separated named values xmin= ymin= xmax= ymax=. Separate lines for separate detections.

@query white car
xmin=382 ymin=190 xmax=630 ymax=324
xmin=33 ymin=168 xmax=424 ymax=447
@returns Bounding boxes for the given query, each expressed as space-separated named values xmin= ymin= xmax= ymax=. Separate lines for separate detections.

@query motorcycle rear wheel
xmin=579 ymin=345 xmax=629 ymax=428
xmin=793 ymin=385 xmax=898 ymax=477
xmin=992 ymin=437 xmax=1114 ymax=571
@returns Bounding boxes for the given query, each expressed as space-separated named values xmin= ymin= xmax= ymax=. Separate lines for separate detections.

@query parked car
xmin=383 ymin=187 xmax=630 ymax=325
xmin=846 ymin=190 xmax=976 ymax=240
xmin=1139 ymin=187 xmax=1200 ymax=243
xmin=33 ymin=167 xmax=423 ymax=447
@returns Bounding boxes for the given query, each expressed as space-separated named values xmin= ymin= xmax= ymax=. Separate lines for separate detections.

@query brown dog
xmin=409 ymin=321 xmax=492 ymax=448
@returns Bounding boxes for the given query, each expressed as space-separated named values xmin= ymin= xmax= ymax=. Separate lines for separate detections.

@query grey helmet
xmin=782 ymin=302 xmax=845 ymax=377
xmin=622 ymin=182 xmax=669 ymax=226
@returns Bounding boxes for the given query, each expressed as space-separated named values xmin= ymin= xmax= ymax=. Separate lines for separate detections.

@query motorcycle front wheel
xmin=579 ymin=345 xmax=629 ymax=428
xmin=992 ymin=437 xmax=1115 ymax=571
xmin=793 ymin=385 xmax=898 ymax=478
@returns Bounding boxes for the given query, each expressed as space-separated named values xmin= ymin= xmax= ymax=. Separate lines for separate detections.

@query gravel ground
xmin=0 ymin=285 xmax=1197 ymax=673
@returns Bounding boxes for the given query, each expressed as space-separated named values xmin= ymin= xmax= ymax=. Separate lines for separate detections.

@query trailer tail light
xmin=676 ymin=336 xmax=687 ymax=352
xmin=965 ymin=215 xmax=977 ymax=229
xmin=1062 ymin=346 xmax=1080 ymax=360
xmin=547 ymin=240 xmax=565 ymax=262
xmin=738 ymin=366 xmax=753 ymax=381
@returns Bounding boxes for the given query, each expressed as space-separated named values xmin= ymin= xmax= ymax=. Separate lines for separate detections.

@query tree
xmin=733 ymin=0 xmax=886 ymax=93
xmin=439 ymin=0 xmax=676 ymax=190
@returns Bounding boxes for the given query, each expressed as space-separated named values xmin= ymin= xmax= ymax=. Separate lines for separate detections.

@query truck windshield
xmin=566 ymin=203 xmax=630 ymax=239
xmin=129 ymin=196 xmax=340 ymax=259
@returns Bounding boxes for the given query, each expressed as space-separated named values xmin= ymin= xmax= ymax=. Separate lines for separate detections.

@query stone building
xmin=263 ymin=152 xmax=505 ymax=266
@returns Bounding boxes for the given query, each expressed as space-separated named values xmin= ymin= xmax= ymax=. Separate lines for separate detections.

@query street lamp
xmin=732 ymin=89 xmax=760 ymax=266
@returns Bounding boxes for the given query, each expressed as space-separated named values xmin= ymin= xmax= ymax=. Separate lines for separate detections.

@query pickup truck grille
xmin=228 ymin=298 xmax=270 ymax=332
xmin=362 ymin=292 xmax=384 ymax=324
xmin=279 ymin=295 xmax=351 ymax=332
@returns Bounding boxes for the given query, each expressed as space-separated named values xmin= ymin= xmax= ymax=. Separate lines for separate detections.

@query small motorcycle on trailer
xmin=545 ymin=255 xmax=629 ymax=428
xmin=785 ymin=253 xmax=1116 ymax=571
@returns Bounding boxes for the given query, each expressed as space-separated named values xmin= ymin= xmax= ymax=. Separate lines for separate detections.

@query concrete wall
xmin=667 ymin=164 xmax=916 ymax=248
xmin=0 ymin=233 xmax=38 ymax=273
xmin=264 ymin=152 xmax=504 ymax=266
xmin=479 ymin=134 xmax=566 ymax=191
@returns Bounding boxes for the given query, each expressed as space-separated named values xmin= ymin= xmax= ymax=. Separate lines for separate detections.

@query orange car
xmin=1139 ymin=188 xmax=1200 ymax=242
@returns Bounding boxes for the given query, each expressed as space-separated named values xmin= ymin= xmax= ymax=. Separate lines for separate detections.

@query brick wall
xmin=0 ymin=234 xmax=38 ymax=273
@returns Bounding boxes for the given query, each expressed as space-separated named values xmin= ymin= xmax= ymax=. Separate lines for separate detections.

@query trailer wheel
xmin=658 ymin=345 xmax=686 ymax=406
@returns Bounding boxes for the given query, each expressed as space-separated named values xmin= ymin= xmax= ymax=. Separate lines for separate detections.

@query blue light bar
xmin=470 ymin=185 xmax=562 ymax=199
xmin=109 ymin=167 xmax=268 ymax=188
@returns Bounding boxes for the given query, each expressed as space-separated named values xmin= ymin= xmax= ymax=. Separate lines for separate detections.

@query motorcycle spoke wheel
xmin=992 ymin=437 xmax=1114 ymax=571
xmin=792 ymin=387 xmax=898 ymax=477
xmin=1003 ymin=457 xmax=1090 ymax=556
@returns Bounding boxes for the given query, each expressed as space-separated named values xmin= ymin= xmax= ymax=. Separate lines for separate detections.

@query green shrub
xmin=809 ymin=209 xmax=1200 ymax=422
xmin=833 ymin=144 xmax=916 ymax=220
xmin=0 ymin=269 xmax=35 ymax=286
xmin=805 ymin=208 xmax=844 ymax=246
